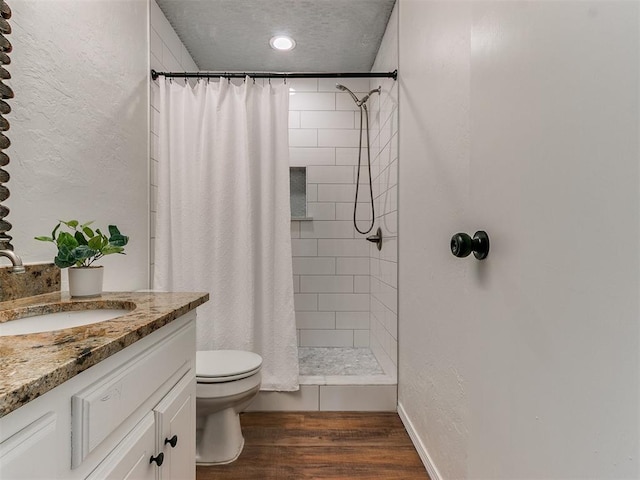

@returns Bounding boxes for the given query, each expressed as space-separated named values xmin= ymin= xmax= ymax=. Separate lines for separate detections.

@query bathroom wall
xmin=398 ymin=1 xmax=639 ymax=479
xmin=149 ymin=0 xmax=198 ymax=285
xmin=288 ymin=78 xmax=373 ymax=349
xmin=8 ymin=0 xmax=149 ymax=291
xmin=368 ymin=3 xmax=398 ymax=374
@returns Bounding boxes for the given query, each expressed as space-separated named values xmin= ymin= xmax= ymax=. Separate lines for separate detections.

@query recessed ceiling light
xmin=270 ymin=35 xmax=296 ymax=51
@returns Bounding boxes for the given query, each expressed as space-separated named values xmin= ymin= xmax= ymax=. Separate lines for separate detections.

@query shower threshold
xmin=247 ymin=346 xmax=397 ymax=411
xmin=298 ymin=347 xmax=396 ymax=386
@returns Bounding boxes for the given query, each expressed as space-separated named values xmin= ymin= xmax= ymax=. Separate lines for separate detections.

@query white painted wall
xmin=8 ymin=0 xmax=149 ymax=291
xmin=398 ymin=1 xmax=639 ymax=479
xmin=369 ymin=3 xmax=398 ymax=374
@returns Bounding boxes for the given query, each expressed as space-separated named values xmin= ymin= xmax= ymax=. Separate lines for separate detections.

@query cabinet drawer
xmin=72 ymin=319 xmax=194 ymax=468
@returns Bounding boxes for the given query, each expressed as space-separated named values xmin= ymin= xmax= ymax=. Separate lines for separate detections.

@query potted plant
xmin=35 ymin=220 xmax=129 ymax=297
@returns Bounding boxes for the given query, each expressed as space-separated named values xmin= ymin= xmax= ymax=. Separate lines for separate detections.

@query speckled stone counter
xmin=0 ymin=291 xmax=208 ymax=417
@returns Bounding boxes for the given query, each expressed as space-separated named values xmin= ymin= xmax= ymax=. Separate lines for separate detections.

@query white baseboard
xmin=398 ymin=402 xmax=443 ymax=480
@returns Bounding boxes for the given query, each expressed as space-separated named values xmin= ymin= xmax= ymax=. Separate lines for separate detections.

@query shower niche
xmin=289 ymin=167 xmax=311 ymax=221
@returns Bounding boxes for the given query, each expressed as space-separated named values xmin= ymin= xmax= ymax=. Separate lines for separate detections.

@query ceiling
xmin=155 ymin=0 xmax=396 ymax=72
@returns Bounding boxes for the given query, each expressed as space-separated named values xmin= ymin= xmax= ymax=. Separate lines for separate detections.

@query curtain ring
xmin=284 ymin=77 xmax=287 ymax=85
xmin=252 ymin=77 xmax=255 ymax=84
xmin=268 ymin=78 xmax=271 ymax=85
xmin=227 ymin=76 xmax=231 ymax=85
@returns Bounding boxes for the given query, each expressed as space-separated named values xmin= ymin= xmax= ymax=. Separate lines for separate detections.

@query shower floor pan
xmin=247 ymin=347 xmax=397 ymax=412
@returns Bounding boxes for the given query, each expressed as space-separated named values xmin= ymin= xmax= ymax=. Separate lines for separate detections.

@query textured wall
xmin=8 ymin=0 xmax=149 ymax=291
xmin=398 ymin=1 xmax=639 ymax=478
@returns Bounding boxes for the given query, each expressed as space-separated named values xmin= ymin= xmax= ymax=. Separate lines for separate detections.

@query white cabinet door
xmin=154 ymin=373 xmax=196 ymax=480
xmin=86 ymin=413 xmax=158 ymax=480
xmin=0 ymin=412 xmax=57 ymax=480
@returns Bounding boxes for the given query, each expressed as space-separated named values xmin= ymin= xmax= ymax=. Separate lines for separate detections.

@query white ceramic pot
xmin=68 ymin=266 xmax=104 ymax=297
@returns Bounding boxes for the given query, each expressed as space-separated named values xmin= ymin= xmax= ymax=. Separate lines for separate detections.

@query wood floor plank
xmin=196 ymin=412 xmax=430 ymax=480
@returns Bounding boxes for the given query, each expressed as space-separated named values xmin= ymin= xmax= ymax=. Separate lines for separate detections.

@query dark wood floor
xmin=196 ymin=412 xmax=430 ymax=480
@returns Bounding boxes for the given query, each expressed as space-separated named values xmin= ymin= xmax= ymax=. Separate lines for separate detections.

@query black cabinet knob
xmin=165 ymin=435 xmax=178 ymax=448
xmin=149 ymin=452 xmax=164 ymax=467
xmin=451 ymin=231 xmax=489 ymax=260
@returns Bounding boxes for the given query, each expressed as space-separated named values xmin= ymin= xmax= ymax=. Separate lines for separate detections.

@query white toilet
xmin=195 ymin=350 xmax=263 ymax=465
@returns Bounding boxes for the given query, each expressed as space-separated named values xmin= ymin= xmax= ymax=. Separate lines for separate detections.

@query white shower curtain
xmin=154 ymin=78 xmax=299 ymax=391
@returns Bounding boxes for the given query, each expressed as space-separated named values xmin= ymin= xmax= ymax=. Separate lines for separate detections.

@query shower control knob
xmin=450 ymin=231 xmax=489 ymax=260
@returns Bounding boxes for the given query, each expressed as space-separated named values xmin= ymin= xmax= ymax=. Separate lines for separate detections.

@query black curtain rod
xmin=151 ymin=69 xmax=397 ymax=81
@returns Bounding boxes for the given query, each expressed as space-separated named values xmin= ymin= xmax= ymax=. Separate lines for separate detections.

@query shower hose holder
xmin=366 ymin=227 xmax=383 ymax=251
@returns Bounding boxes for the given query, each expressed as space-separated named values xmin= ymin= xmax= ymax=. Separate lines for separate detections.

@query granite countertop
xmin=0 ymin=291 xmax=209 ymax=417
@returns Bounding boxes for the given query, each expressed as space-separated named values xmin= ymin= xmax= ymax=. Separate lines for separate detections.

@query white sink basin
xmin=0 ymin=307 xmax=131 ymax=336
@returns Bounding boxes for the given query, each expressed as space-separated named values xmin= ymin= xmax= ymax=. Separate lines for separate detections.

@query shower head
xmin=360 ymin=86 xmax=382 ymax=105
xmin=336 ymin=83 xmax=360 ymax=105
xmin=336 ymin=84 xmax=381 ymax=106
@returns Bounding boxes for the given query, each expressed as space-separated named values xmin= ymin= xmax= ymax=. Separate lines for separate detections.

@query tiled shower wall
xmin=368 ymin=5 xmax=399 ymax=373
xmin=149 ymin=0 xmax=198 ymax=284
xmin=288 ymin=78 xmax=375 ymax=349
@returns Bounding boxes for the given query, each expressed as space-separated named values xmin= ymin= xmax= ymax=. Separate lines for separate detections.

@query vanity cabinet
xmin=0 ymin=311 xmax=197 ymax=480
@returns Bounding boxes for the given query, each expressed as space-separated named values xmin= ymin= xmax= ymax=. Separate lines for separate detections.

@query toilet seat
xmin=196 ymin=350 xmax=262 ymax=383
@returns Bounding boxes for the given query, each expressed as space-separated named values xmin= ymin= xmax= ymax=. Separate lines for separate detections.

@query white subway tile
xmin=306 ymin=184 xmax=318 ymax=202
xmin=336 ymin=257 xmax=370 ymax=275
xmin=150 ymin=53 xmax=163 ymax=77
xmin=296 ymin=312 xmax=336 ymax=330
xmin=294 ymin=294 xmax=318 ymax=311
xmin=288 ymin=78 xmax=318 ymax=92
xmin=289 ymin=129 xmax=318 ymax=147
xmin=289 ymin=92 xmax=335 ymax=111
xmin=289 ymin=111 xmax=301 ymax=128
xmin=307 ymin=166 xmax=354 ymax=184
xmin=290 ymin=221 xmax=300 ymax=239
xmin=291 ymin=239 xmax=318 ymax=257
xmin=246 ymin=386 xmax=319 ymax=411
xmin=300 ymin=330 xmax=354 ymax=347
xmin=319 ymin=385 xmax=396 ymax=411
xmin=379 ymin=259 xmax=398 ymax=288
xmin=336 ymin=92 xmax=363 ymax=111
xmin=150 ymin=27 xmax=163 ymax=61
xmin=380 ymin=211 xmax=398 ymax=238
xmin=300 ymin=221 xmax=354 ymax=239
xmin=353 ymin=330 xmax=370 ymax=347
xmin=336 ymin=148 xmax=360 ymax=165
xmin=354 ymin=275 xmax=370 ymax=293
xmin=150 ymin=133 xmax=159 ymax=161
xmin=317 ymin=239 xmax=369 ymax=257
xmin=319 ymin=77 xmax=371 ymax=93
xmin=162 ymin=43 xmax=182 ymax=72
xmin=336 ymin=202 xmax=372 ymax=221
xmin=293 ymin=257 xmax=335 ymax=275
xmin=301 ymin=111 xmax=355 ymax=129
xmin=307 ymin=203 xmax=335 ymax=220
xmin=289 ymin=148 xmax=335 ymax=166
xmin=318 ymin=129 xmax=361 ymax=148
xmin=300 ymin=275 xmax=353 ymax=293
xmin=336 ymin=312 xmax=370 ymax=330
xmin=318 ymin=294 xmax=370 ymax=311
xmin=317 ymin=184 xmax=355 ymax=202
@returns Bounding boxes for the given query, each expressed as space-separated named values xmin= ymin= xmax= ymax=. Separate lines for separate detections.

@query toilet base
xmin=196 ymin=403 xmax=247 ymax=465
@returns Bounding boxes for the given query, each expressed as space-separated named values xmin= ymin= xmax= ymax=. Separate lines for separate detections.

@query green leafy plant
xmin=35 ymin=220 xmax=129 ymax=268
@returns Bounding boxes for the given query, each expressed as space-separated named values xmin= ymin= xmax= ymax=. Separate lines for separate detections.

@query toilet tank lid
xmin=196 ymin=350 xmax=263 ymax=378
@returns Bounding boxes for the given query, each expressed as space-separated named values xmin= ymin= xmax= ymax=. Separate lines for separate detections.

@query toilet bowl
xmin=195 ymin=350 xmax=262 ymax=465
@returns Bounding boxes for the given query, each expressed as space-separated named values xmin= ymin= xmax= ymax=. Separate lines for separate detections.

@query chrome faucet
xmin=0 ymin=249 xmax=26 ymax=273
